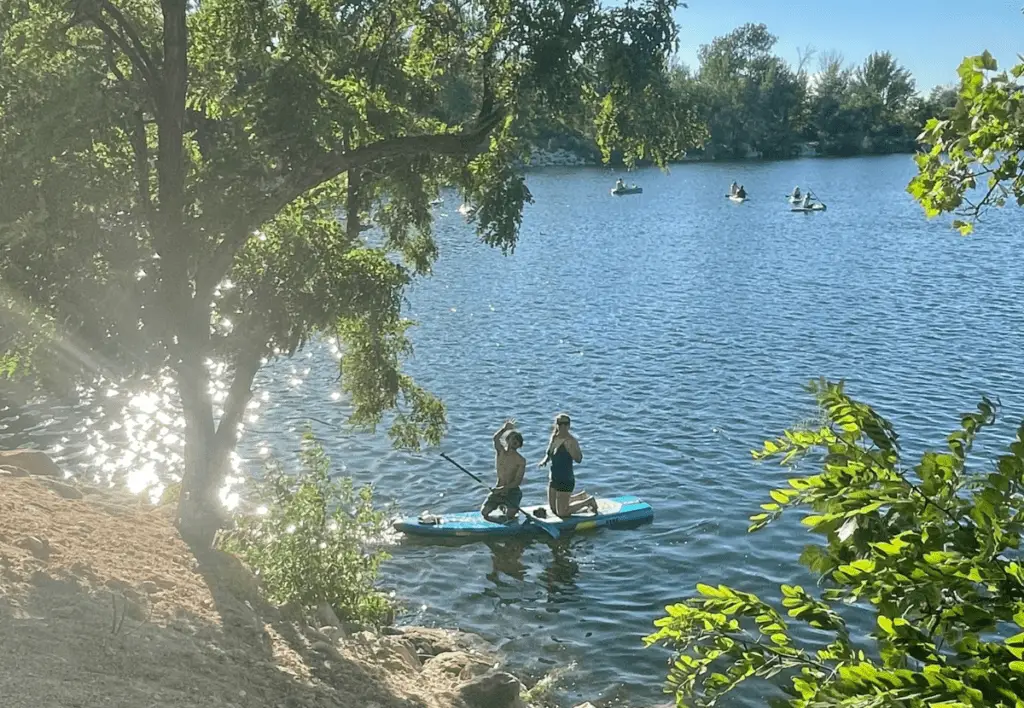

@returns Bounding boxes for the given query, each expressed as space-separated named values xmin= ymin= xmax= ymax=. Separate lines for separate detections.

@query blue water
xmin=4 ymin=155 xmax=1024 ymax=707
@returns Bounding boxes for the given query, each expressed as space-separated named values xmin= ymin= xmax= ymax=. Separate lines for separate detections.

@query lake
xmin=4 ymin=154 xmax=1024 ymax=707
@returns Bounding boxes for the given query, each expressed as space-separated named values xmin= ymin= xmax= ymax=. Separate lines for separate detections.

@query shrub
xmin=220 ymin=430 xmax=395 ymax=627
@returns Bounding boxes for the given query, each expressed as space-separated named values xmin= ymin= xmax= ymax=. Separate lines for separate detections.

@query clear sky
xmin=672 ymin=0 xmax=1023 ymax=91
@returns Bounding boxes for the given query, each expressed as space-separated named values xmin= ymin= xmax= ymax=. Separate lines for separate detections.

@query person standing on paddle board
xmin=481 ymin=419 xmax=526 ymax=523
xmin=538 ymin=413 xmax=598 ymax=518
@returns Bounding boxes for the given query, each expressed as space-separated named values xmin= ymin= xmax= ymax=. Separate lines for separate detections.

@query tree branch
xmin=97 ymin=0 xmax=160 ymax=83
xmin=193 ymin=111 xmax=505 ymax=304
xmin=213 ymin=348 xmax=263 ymax=454
xmin=69 ymin=0 xmax=158 ymax=93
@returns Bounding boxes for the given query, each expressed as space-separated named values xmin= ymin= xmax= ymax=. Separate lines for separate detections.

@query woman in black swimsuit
xmin=537 ymin=413 xmax=598 ymax=518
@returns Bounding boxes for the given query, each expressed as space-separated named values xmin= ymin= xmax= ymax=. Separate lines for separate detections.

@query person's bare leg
xmin=554 ymin=490 xmax=571 ymax=518
xmin=548 ymin=486 xmax=557 ymax=514
xmin=570 ymin=491 xmax=588 ymax=502
xmin=567 ymin=495 xmax=598 ymax=515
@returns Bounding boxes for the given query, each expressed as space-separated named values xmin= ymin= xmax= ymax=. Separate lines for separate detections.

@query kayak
xmin=791 ymin=203 xmax=827 ymax=212
xmin=611 ymin=186 xmax=643 ymax=196
xmin=728 ymin=194 xmax=747 ymax=203
xmin=393 ymin=495 xmax=654 ymax=538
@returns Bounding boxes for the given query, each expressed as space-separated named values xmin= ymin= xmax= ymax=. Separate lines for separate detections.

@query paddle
xmin=439 ymin=452 xmax=561 ymax=539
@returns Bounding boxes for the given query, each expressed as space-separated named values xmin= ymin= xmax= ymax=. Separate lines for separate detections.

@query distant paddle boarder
xmin=481 ymin=419 xmax=527 ymax=523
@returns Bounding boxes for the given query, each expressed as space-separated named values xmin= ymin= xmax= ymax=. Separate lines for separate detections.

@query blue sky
xmin=672 ymin=0 xmax=1023 ymax=91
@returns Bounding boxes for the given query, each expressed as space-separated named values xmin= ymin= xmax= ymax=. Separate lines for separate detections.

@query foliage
xmin=647 ymin=378 xmax=1024 ymax=707
xmin=219 ymin=430 xmax=395 ymax=627
xmin=659 ymin=24 xmax=949 ymax=161
xmin=0 ymin=0 xmax=698 ymax=544
xmin=909 ymin=51 xmax=1024 ymax=235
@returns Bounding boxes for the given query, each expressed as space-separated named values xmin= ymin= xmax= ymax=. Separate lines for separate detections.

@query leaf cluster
xmin=648 ymin=378 xmax=1024 ymax=707
xmin=908 ymin=51 xmax=1024 ymax=235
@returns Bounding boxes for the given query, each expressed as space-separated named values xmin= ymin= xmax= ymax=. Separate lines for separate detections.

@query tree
xmin=806 ymin=52 xmax=861 ymax=156
xmin=647 ymin=379 xmax=1024 ymax=707
xmin=0 ymin=0 xmax=700 ymax=547
xmin=909 ymin=51 xmax=1024 ymax=234
xmin=693 ymin=23 xmax=806 ymax=159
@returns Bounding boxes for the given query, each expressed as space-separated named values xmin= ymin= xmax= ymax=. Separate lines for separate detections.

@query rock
xmin=145 ymin=575 xmax=175 ymax=591
xmin=318 ymin=626 xmax=346 ymax=644
xmin=0 ymin=464 xmax=29 ymax=477
xmin=311 ymin=641 xmax=343 ymax=660
xmin=398 ymin=626 xmax=491 ymax=657
xmin=15 ymin=535 xmax=51 ymax=560
xmin=457 ymin=671 xmax=524 ymax=708
xmin=0 ymin=449 xmax=63 ymax=478
xmin=140 ymin=581 xmax=160 ymax=594
xmin=422 ymin=651 xmax=495 ymax=682
xmin=315 ymin=602 xmax=342 ymax=628
xmin=39 ymin=479 xmax=84 ymax=500
xmin=351 ymin=630 xmax=377 ymax=646
xmin=374 ymin=636 xmax=421 ymax=672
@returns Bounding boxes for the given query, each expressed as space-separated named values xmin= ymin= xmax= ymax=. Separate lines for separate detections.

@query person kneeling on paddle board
xmin=538 ymin=413 xmax=598 ymax=518
xmin=481 ymin=419 xmax=526 ymax=523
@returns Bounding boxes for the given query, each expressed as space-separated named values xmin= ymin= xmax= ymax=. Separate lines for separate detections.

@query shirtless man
xmin=481 ymin=419 xmax=527 ymax=523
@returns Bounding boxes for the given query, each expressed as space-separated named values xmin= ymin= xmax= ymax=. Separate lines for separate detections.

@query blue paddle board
xmin=393 ymin=495 xmax=653 ymax=538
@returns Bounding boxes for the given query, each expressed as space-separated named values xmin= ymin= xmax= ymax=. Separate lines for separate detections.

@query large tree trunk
xmin=175 ymin=348 xmax=262 ymax=549
xmin=175 ymin=352 xmax=225 ymax=548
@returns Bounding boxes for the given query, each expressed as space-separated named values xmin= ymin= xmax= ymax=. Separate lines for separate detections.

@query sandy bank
xmin=0 ymin=455 xmax=535 ymax=708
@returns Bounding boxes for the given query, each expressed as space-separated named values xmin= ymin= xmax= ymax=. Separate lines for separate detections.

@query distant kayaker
xmin=736 ymin=185 xmax=747 ymax=199
xmin=615 ymin=178 xmax=626 ymax=191
xmin=481 ymin=419 xmax=526 ymax=523
xmin=537 ymin=413 xmax=598 ymax=517
xmin=729 ymin=181 xmax=739 ymax=196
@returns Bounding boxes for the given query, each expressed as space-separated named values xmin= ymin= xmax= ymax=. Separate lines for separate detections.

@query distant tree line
xmin=672 ymin=23 xmax=958 ymax=160
xmin=436 ymin=22 xmax=959 ymax=163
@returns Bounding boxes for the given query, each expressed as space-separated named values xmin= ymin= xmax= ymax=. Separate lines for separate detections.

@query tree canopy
xmin=0 ymin=0 xmax=699 ymax=545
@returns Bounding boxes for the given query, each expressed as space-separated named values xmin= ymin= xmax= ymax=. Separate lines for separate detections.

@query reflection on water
xmin=539 ymin=537 xmax=582 ymax=605
xmin=482 ymin=536 xmax=584 ymax=605
xmin=485 ymin=538 xmax=529 ymax=585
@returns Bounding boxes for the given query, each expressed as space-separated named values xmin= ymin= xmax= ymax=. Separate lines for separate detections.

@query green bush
xmin=220 ymin=430 xmax=395 ymax=627
xmin=648 ymin=379 xmax=1024 ymax=707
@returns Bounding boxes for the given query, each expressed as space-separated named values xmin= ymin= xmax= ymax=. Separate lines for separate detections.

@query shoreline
xmin=519 ymin=143 xmax=919 ymax=170
xmin=0 ymin=451 xmax=549 ymax=708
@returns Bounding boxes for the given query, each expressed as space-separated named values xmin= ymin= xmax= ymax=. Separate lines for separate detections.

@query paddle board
xmin=393 ymin=495 xmax=653 ymax=538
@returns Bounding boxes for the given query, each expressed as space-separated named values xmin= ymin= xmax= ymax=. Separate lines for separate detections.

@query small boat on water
xmin=393 ymin=495 xmax=653 ymax=539
xmin=728 ymin=194 xmax=747 ymax=203
xmin=791 ymin=203 xmax=827 ymax=213
xmin=458 ymin=203 xmax=476 ymax=217
xmin=611 ymin=185 xmax=643 ymax=196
